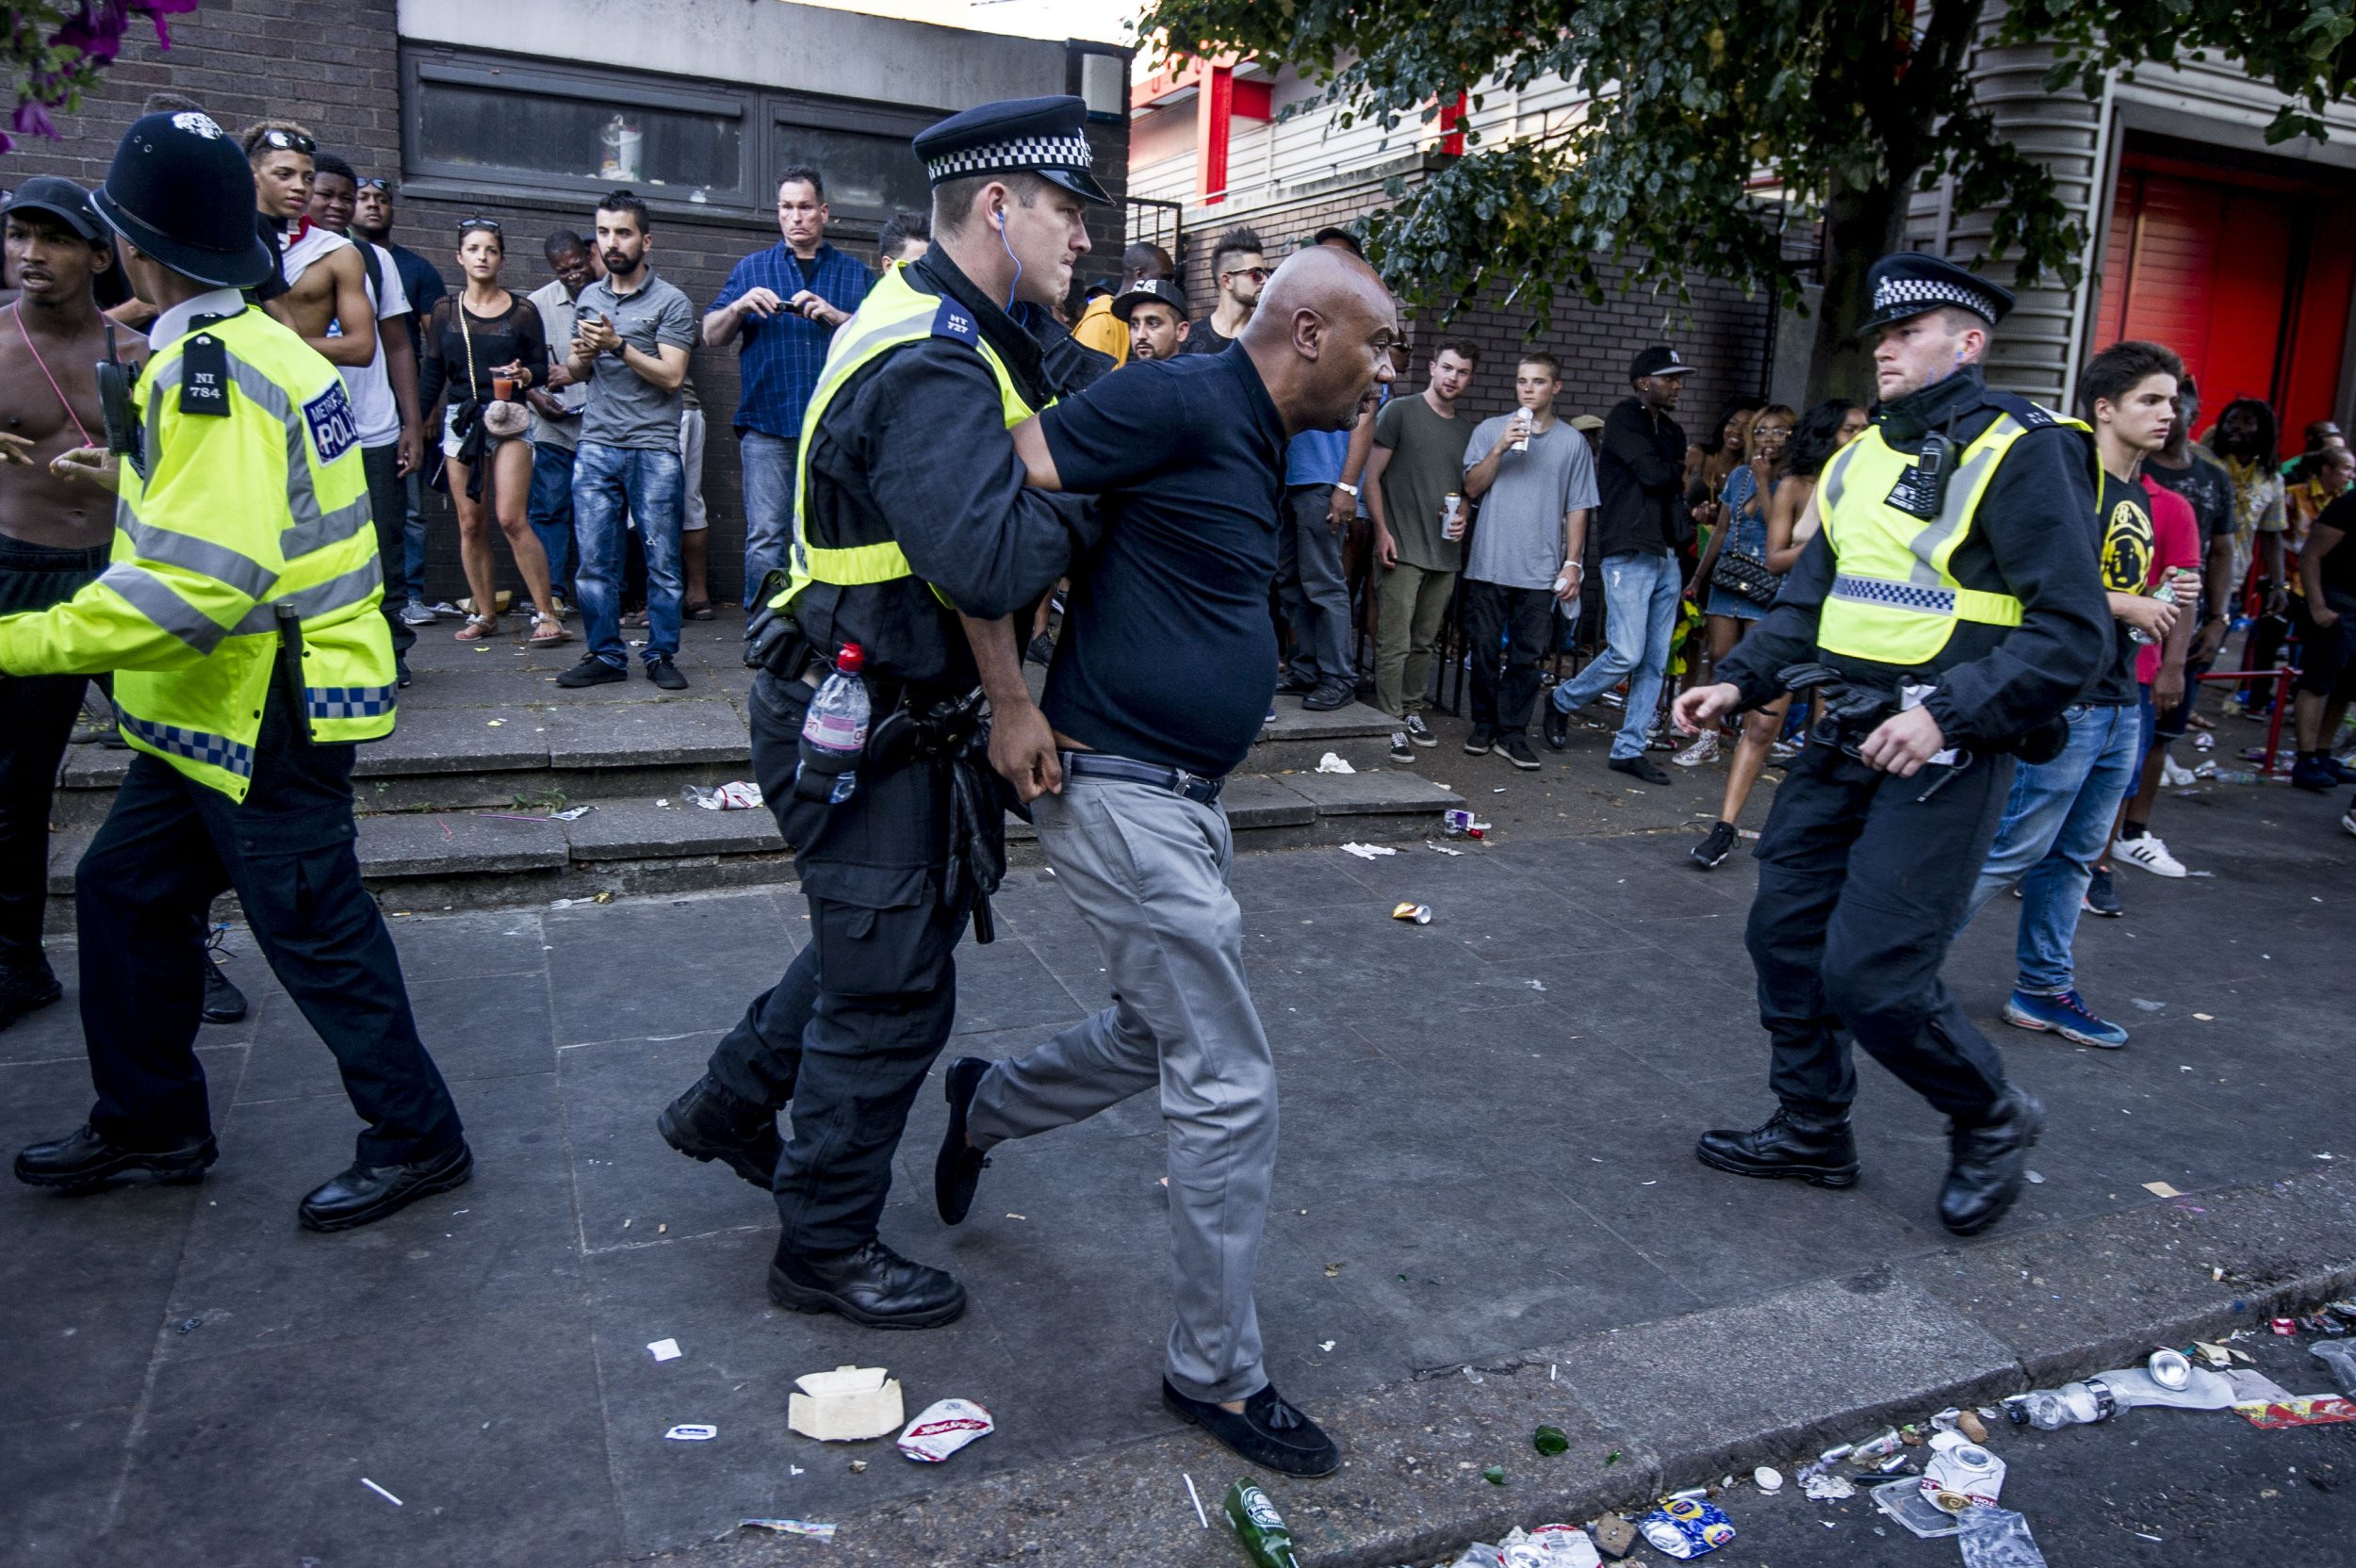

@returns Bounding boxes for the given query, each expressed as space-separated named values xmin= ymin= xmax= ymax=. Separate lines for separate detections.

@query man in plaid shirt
xmin=703 ymin=166 xmax=875 ymax=606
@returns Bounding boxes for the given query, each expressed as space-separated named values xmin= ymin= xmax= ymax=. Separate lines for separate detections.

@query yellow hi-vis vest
xmin=1814 ymin=397 xmax=2091 ymax=667
xmin=0 ymin=305 xmax=395 ymax=801
xmin=772 ymin=262 xmax=1038 ymax=614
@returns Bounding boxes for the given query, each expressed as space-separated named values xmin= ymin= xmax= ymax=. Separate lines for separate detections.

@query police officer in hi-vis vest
xmin=1674 ymin=254 xmax=2110 ymax=1237
xmin=658 ymin=97 xmax=1107 ymax=1327
xmin=9 ymin=112 xmax=467 ymax=1232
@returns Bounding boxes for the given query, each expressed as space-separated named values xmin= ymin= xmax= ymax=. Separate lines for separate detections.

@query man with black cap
xmin=1543 ymin=345 xmax=1693 ymax=781
xmin=1672 ymin=253 xmax=2110 ymax=1237
xmin=7 ymin=110 xmax=468 ymax=1232
xmin=0 ymin=178 xmax=140 ymax=1036
xmin=655 ymin=96 xmax=1106 ymax=1330
xmin=1114 ymin=276 xmax=1188 ymax=362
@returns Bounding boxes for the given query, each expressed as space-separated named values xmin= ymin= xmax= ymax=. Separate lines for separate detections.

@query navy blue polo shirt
xmin=1039 ymin=348 xmax=1289 ymax=778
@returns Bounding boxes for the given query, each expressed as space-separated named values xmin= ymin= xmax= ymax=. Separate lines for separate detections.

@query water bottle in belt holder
xmin=794 ymin=642 xmax=870 ymax=805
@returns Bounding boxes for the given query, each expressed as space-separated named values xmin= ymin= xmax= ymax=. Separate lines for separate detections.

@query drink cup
xmin=493 ymin=376 xmax=517 ymax=401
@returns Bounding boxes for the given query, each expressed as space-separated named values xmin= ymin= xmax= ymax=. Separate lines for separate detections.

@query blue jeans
xmin=740 ymin=430 xmax=797 ymax=609
xmin=1550 ymin=549 xmax=1682 ymax=759
xmin=402 ymin=468 xmax=429 ymax=602
xmin=528 ymin=439 xmax=580 ymax=601
xmin=1962 ymin=702 xmax=2141 ymax=994
xmin=574 ymin=441 xmax=683 ymax=668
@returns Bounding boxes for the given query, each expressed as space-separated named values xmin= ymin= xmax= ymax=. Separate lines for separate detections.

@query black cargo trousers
xmin=703 ymin=667 xmax=969 ymax=1255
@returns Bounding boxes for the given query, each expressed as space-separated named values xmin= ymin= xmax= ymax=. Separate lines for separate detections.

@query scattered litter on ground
xmin=686 ymin=781 xmax=763 ymax=810
xmin=1750 ymin=1465 xmax=1784 ymax=1494
xmin=788 ymin=1365 xmax=903 ymax=1442
xmin=1482 ymin=1465 xmax=1507 ymax=1485
xmin=2130 ymin=997 xmax=2167 ymax=1011
xmin=2315 ymin=1342 xmax=2356 ymax=1396
xmin=2234 ymin=1395 xmax=2356 ymax=1428
xmin=548 ymin=891 xmax=614 ymax=909
xmin=1589 ymin=1513 xmax=1637 ymax=1558
xmin=2023 ymin=1169 xmax=2045 ymax=1184
xmin=1637 ymin=1497 xmax=1734 ymax=1558
xmin=646 ymin=1338 xmax=681 ymax=1362
xmin=2193 ymin=1011 xmax=2215 ymax=1020
xmin=738 ymin=1519 xmax=835 ymax=1541
xmin=1798 ymin=1464 xmax=1856 ymax=1501
xmin=1427 ymin=841 xmax=1465 ymax=856
xmin=1871 ymin=1478 xmax=1958 ymax=1538
xmin=1339 ymin=841 xmax=1399 ymax=859
xmin=1324 ymin=1262 xmax=1345 ymax=1278
xmin=1182 ymin=1471 xmax=1207 ymax=1527
xmin=664 ymin=1424 xmax=716 ymax=1442
xmin=848 ymin=1459 xmax=868 ymax=1473
xmin=1532 ymin=1424 xmax=1569 ymax=1456
xmin=654 ymin=797 xmax=674 ymax=808
xmin=1226 ymin=1480 xmax=1300 ymax=1565
xmin=2006 ymin=1380 xmax=2117 ymax=1429
xmin=2226 ymin=1367 xmax=2297 ymax=1402
xmin=896 ymin=1397 xmax=992 ymax=1463
xmin=2273 ymin=1316 xmax=2300 ymax=1335
xmin=1921 ymin=1441 xmax=2006 ymax=1511
xmin=1525 ymin=978 xmax=1546 ymax=991
xmin=359 ymin=1478 xmax=402 ymax=1507
xmin=1392 ymin=901 xmax=1432 ymax=923
xmin=1500 ymin=1523 xmax=1600 ymax=1566
xmin=1319 ymin=1339 xmax=1335 ymax=1352
xmin=2141 ymin=1180 xmax=2184 ymax=1197
xmin=1315 ymin=752 xmax=1356 ymax=774
xmin=1955 ymin=1504 xmax=2046 ymax=1567
xmin=549 ymin=805 xmax=595 ymax=820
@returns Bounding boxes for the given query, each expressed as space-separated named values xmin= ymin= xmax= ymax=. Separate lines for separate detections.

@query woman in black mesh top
xmin=418 ymin=219 xmax=566 ymax=646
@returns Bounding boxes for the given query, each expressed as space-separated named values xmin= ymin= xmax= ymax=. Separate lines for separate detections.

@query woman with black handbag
xmin=1678 ymin=405 xmax=1795 ymax=767
xmin=1690 ymin=400 xmax=1867 ymax=868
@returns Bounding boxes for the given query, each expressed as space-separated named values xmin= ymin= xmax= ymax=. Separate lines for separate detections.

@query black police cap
xmin=4 ymin=176 xmax=105 ymax=242
xmin=1857 ymin=253 xmax=2014 ymax=335
xmin=1112 ymin=277 xmax=1186 ymax=322
xmin=912 ymin=95 xmax=1112 ymax=206
xmin=92 ymin=110 xmax=274 ymax=289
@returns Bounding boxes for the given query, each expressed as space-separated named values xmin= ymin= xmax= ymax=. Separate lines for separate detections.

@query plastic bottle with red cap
xmin=797 ymin=642 xmax=870 ymax=805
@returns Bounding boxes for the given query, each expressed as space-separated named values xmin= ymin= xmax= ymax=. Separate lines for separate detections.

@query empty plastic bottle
xmin=2010 ymin=1379 xmax=2117 ymax=1429
xmin=796 ymin=642 xmax=870 ymax=805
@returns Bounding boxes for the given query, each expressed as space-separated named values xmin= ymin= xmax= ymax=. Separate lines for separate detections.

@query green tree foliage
xmin=1139 ymin=0 xmax=2356 ymax=391
xmin=5 ymin=3 xmax=199 ymax=155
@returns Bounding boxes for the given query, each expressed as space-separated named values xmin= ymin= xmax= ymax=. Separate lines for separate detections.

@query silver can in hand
xmin=1442 ymin=492 xmax=1464 ymax=542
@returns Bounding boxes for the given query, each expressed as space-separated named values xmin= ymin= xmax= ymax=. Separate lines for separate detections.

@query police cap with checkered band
xmin=912 ymin=95 xmax=1114 ymax=206
xmin=1856 ymin=252 xmax=2014 ymax=335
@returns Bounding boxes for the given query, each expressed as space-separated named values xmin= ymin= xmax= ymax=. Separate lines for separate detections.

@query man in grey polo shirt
xmin=557 ymin=190 xmax=697 ymax=692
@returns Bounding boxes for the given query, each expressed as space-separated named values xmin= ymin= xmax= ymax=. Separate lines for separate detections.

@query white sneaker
xmin=1672 ymin=731 xmax=1720 ymax=768
xmin=2111 ymin=832 xmax=2187 ymax=878
xmin=399 ymin=602 xmax=438 ymax=627
xmin=2160 ymin=755 xmax=2195 ymax=787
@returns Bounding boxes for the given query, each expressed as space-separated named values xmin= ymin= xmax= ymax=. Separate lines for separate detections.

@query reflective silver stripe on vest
xmin=1829 ymin=573 xmax=1962 ymax=614
xmin=98 ymin=562 xmax=230 ymax=655
xmin=307 ymin=683 xmax=397 ymax=720
xmin=119 ymin=710 xmax=255 ymax=778
xmin=120 ymin=517 xmax=277 ymax=604
xmin=142 ymin=345 xmax=368 ymax=560
xmin=227 ymin=557 xmax=384 ymax=635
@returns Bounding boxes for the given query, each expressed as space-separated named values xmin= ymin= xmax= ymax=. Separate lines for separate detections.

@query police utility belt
xmin=746 ymin=602 xmax=980 ymax=785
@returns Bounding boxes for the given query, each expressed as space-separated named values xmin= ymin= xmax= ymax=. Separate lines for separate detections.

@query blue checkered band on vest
xmin=121 ymin=712 xmax=257 ymax=776
xmin=1830 ymin=574 xmax=1959 ymax=613
xmin=306 ymin=684 xmax=397 ymax=720
xmin=923 ymin=131 xmax=1093 ymax=183
xmin=1871 ymin=274 xmax=2001 ymax=321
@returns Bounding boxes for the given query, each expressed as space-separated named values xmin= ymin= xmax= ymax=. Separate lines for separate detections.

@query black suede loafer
xmin=201 ymin=959 xmax=249 ymax=1025
xmin=1162 ymin=1379 xmax=1341 ymax=1477
xmin=15 ymin=1122 xmax=217 ymax=1192
xmin=0 ymin=960 xmax=62 ymax=1033
xmin=934 ymin=1056 xmax=992 ymax=1226
xmin=299 ymin=1140 xmax=473 ymax=1233
xmin=1939 ymin=1086 xmax=2044 ymax=1236
xmin=658 ymin=1075 xmax=782 ymax=1190
xmin=769 ymin=1237 xmax=967 ymax=1329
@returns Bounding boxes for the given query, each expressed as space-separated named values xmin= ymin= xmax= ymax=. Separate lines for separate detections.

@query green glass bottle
xmin=1223 ymin=1480 xmax=1303 ymax=1568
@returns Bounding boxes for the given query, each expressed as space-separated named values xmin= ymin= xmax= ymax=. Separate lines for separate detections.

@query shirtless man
xmin=0 ymin=182 xmax=143 ymax=1028
xmin=243 ymin=121 xmax=375 ymax=370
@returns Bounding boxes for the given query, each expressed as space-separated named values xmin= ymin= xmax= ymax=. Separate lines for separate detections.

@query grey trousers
xmin=1278 ymin=483 xmax=1357 ymax=685
xmin=966 ymin=776 xmax=1276 ymax=1405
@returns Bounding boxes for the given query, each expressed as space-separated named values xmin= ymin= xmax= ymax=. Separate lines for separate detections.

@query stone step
xmin=45 ymin=767 xmax=1461 ymax=917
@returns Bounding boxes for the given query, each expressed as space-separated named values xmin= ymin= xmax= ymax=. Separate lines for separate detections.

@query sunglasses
xmin=254 ymin=128 xmax=316 ymax=154
xmin=1222 ymin=266 xmax=1271 ymax=283
xmin=355 ymin=177 xmax=390 ymax=192
xmin=457 ymin=217 xmax=503 ymax=234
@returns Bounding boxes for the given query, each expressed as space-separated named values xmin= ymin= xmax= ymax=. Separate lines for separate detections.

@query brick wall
xmin=7 ymin=0 xmax=1129 ymax=607
xmin=1170 ymin=169 xmax=1773 ymax=434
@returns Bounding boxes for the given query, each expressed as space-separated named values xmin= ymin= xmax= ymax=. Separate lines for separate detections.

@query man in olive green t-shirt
xmin=1366 ymin=341 xmax=1479 ymax=754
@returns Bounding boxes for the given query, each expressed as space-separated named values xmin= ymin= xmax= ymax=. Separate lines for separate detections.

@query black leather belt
xmin=1059 ymin=750 xmax=1223 ymax=805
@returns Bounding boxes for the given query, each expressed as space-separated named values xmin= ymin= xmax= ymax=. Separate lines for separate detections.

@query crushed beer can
xmin=2272 ymin=1316 xmax=2300 ymax=1336
xmin=1920 ymin=1442 xmax=2006 ymax=1512
xmin=1391 ymin=901 xmax=1432 ymax=924
xmin=895 ymin=1397 xmax=993 ymax=1463
xmin=1637 ymin=1497 xmax=1735 ymax=1559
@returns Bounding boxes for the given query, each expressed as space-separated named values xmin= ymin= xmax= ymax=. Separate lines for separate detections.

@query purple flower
xmin=11 ymin=99 xmax=57 ymax=139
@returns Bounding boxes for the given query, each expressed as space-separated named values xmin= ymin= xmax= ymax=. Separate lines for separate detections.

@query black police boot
xmin=934 ymin=1056 xmax=992 ymax=1226
xmin=298 ymin=1139 xmax=473 ymax=1233
xmin=1694 ymin=1104 xmax=1859 ymax=1188
xmin=0 ymin=958 xmax=62 ymax=1033
xmin=1938 ymin=1086 xmax=2044 ymax=1237
xmin=15 ymin=1122 xmax=217 ymax=1192
xmin=657 ymin=1075 xmax=782 ymax=1190
xmin=1543 ymin=700 xmax=1572 ymax=751
xmin=768 ymin=1236 xmax=967 ymax=1330
xmin=1162 ymin=1379 xmax=1342 ymax=1478
xmin=201 ymin=958 xmax=248 ymax=1025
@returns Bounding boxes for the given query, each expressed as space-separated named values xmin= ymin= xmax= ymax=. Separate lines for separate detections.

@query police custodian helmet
xmin=91 ymin=110 xmax=274 ymax=289
xmin=1856 ymin=253 xmax=2015 ymax=336
xmin=911 ymin=95 xmax=1113 ymax=206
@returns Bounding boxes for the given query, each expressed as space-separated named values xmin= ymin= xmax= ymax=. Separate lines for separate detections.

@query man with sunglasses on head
xmin=1185 ymin=227 xmax=1265 ymax=357
xmin=351 ymin=174 xmax=448 ymax=626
